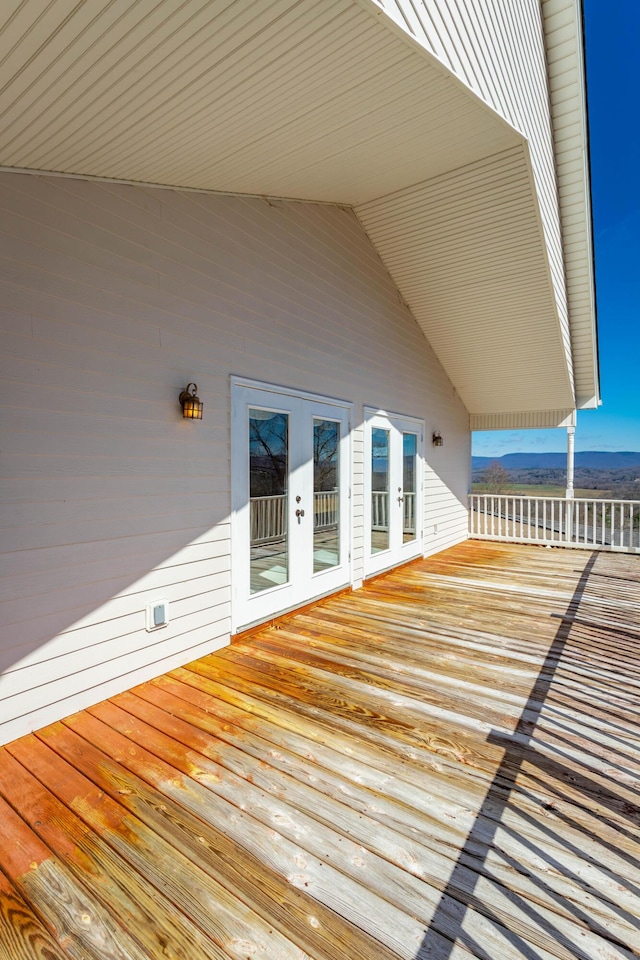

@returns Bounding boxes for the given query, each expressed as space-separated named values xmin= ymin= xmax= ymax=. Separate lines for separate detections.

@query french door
xmin=364 ymin=410 xmax=423 ymax=577
xmin=231 ymin=380 xmax=351 ymax=631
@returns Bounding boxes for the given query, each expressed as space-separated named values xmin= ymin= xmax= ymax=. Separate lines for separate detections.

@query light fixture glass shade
xmin=432 ymin=431 xmax=443 ymax=446
xmin=179 ymin=383 xmax=203 ymax=419
xmin=183 ymin=397 xmax=203 ymax=419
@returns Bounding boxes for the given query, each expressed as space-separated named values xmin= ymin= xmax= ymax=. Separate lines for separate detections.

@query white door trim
xmin=364 ymin=407 xmax=424 ymax=578
xmin=231 ymin=377 xmax=353 ymax=633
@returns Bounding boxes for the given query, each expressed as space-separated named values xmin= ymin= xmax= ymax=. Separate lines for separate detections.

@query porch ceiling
xmin=0 ymin=0 xmax=576 ymax=417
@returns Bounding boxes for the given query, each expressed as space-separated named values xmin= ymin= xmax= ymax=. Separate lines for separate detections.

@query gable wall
xmin=0 ymin=173 xmax=469 ymax=745
xmin=377 ymin=0 xmax=572 ymax=386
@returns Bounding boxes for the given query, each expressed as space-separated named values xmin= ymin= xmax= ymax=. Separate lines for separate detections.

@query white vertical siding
xmin=0 ymin=172 xmax=469 ymax=744
xmin=376 ymin=0 xmax=573 ymax=389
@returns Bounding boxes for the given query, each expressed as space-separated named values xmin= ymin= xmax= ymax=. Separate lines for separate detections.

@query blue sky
xmin=473 ymin=0 xmax=640 ymax=458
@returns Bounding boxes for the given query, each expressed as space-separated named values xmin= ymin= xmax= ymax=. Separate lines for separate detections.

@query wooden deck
xmin=1 ymin=541 xmax=640 ymax=959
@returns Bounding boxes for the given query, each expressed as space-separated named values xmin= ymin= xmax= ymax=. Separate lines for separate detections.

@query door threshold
xmin=364 ymin=553 xmax=424 ymax=585
xmin=232 ymin=585 xmax=353 ymax=643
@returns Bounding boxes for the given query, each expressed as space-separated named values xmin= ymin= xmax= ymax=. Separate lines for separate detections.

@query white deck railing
xmin=403 ymin=492 xmax=416 ymax=535
xmin=251 ymin=494 xmax=287 ymax=544
xmin=313 ymin=490 xmax=339 ymax=531
xmin=251 ymin=490 xmax=418 ymax=544
xmin=371 ymin=491 xmax=388 ymax=532
xmin=372 ymin=491 xmax=416 ymax=534
xmin=469 ymin=494 xmax=640 ymax=552
xmin=251 ymin=490 xmax=340 ymax=544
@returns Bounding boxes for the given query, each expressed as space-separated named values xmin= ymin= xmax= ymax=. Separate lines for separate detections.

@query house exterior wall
xmin=377 ymin=0 xmax=572 ymax=389
xmin=0 ymin=172 xmax=470 ymax=745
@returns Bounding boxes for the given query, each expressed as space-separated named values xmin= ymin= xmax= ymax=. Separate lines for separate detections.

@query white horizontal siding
xmin=376 ymin=0 xmax=573 ymax=394
xmin=0 ymin=172 xmax=469 ymax=744
xmin=357 ymin=148 xmax=574 ymax=414
xmin=0 ymin=0 xmax=585 ymax=420
xmin=542 ymin=0 xmax=598 ymax=408
xmin=470 ymin=409 xmax=576 ymax=431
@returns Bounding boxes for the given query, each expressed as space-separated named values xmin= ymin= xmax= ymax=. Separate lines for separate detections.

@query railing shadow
xmin=415 ymin=551 xmax=640 ymax=959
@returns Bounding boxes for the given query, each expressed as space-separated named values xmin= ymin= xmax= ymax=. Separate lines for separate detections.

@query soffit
xmin=357 ymin=147 xmax=574 ymax=414
xmin=0 ymin=0 xmax=515 ymax=203
xmin=0 ymin=0 xmax=575 ymax=416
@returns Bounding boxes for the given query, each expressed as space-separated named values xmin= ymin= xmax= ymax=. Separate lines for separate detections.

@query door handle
xmin=296 ymin=508 xmax=305 ymax=520
xmin=397 ymin=496 xmax=404 ymax=503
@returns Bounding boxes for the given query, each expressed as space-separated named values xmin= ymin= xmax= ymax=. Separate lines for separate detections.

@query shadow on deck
xmin=417 ymin=550 xmax=639 ymax=960
xmin=1 ymin=540 xmax=639 ymax=959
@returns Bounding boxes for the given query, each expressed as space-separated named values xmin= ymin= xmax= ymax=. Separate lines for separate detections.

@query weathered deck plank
xmin=1 ymin=541 xmax=639 ymax=959
xmin=0 ymin=748 xmax=236 ymax=960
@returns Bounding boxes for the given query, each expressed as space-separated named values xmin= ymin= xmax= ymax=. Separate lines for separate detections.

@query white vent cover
xmin=146 ymin=599 xmax=169 ymax=632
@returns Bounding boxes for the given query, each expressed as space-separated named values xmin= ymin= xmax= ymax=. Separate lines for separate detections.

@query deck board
xmin=1 ymin=541 xmax=639 ymax=959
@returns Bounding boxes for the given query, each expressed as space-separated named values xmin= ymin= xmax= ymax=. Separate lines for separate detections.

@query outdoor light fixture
xmin=432 ymin=430 xmax=443 ymax=447
xmin=179 ymin=383 xmax=203 ymax=420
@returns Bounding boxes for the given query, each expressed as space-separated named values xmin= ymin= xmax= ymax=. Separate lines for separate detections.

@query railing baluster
xmin=468 ymin=494 xmax=639 ymax=554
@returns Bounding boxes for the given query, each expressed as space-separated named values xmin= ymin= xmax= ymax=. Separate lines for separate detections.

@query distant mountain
xmin=472 ymin=451 xmax=640 ymax=471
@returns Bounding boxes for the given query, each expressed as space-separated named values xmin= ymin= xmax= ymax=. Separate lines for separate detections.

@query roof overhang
xmin=542 ymin=0 xmax=600 ymax=412
xmin=0 ymin=0 xmax=589 ymax=422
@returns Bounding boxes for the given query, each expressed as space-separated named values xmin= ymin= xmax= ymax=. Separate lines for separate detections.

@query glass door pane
xmin=371 ymin=427 xmax=390 ymax=553
xmin=233 ymin=381 xmax=351 ymax=633
xmin=364 ymin=410 xmax=423 ymax=578
xmin=313 ymin=419 xmax=341 ymax=572
xmin=249 ymin=408 xmax=288 ymax=593
xmin=402 ymin=432 xmax=417 ymax=543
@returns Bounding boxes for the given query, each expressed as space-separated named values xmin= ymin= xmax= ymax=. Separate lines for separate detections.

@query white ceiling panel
xmin=357 ymin=147 xmax=574 ymax=413
xmin=0 ymin=0 xmax=515 ymax=202
xmin=0 ymin=0 xmax=585 ymax=419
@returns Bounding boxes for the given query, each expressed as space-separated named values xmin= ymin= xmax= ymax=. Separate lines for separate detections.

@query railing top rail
xmin=469 ymin=493 xmax=639 ymax=554
xmin=470 ymin=494 xmax=640 ymax=506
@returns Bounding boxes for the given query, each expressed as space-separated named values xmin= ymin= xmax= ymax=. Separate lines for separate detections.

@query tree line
xmin=473 ymin=463 xmax=640 ymax=499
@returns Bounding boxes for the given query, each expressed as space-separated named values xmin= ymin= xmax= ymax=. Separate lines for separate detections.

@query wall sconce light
xmin=179 ymin=383 xmax=203 ymax=420
xmin=432 ymin=430 xmax=443 ymax=447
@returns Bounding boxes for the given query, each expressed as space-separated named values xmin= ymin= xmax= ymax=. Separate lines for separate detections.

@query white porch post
xmin=565 ymin=425 xmax=575 ymax=499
